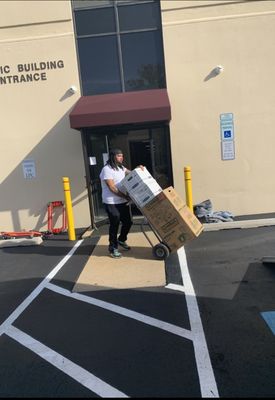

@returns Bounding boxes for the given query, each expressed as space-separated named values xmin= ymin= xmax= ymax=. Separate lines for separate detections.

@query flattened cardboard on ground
xmin=141 ymin=187 xmax=203 ymax=252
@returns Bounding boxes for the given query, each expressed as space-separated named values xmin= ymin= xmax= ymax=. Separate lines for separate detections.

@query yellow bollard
xmin=184 ymin=166 xmax=193 ymax=213
xmin=62 ymin=177 xmax=76 ymax=240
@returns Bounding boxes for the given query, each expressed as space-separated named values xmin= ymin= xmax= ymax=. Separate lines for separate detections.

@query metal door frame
xmin=81 ymin=122 xmax=173 ymax=228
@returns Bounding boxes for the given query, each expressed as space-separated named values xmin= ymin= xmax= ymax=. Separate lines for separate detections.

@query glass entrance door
xmin=85 ymin=124 xmax=173 ymax=223
xmin=126 ymin=125 xmax=172 ymax=189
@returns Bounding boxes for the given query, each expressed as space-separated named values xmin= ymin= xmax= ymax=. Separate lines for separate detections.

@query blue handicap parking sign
xmin=220 ymin=113 xmax=234 ymax=141
xmin=224 ymin=130 xmax=232 ymax=138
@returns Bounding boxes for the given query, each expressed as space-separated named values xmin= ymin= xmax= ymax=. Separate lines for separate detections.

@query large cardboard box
xmin=120 ymin=167 xmax=162 ymax=208
xmin=120 ymin=167 xmax=152 ymax=191
xmin=141 ymin=187 xmax=203 ymax=252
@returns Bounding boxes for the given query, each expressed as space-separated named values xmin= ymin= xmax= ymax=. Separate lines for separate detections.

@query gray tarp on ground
xmin=194 ymin=199 xmax=234 ymax=223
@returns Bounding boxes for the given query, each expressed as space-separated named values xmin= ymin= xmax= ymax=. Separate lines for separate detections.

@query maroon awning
xmin=69 ymin=89 xmax=171 ymax=129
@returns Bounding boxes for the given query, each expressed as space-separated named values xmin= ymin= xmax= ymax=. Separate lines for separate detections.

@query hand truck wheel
xmin=153 ymin=243 xmax=170 ymax=260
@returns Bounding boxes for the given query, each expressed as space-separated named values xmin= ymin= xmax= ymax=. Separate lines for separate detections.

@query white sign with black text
xmin=22 ymin=159 xmax=36 ymax=179
xmin=221 ymin=140 xmax=235 ymax=160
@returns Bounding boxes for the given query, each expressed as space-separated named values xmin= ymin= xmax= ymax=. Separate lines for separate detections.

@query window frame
xmin=72 ymin=0 xmax=166 ymax=95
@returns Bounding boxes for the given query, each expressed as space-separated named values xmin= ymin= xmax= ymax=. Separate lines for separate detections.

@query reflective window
xmin=73 ymin=0 xmax=165 ymax=95
xmin=118 ymin=2 xmax=160 ymax=31
xmin=117 ymin=0 xmax=141 ymax=4
xmin=77 ymin=36 xmax=122 ymax=95
xmin=75 ymin=7 xmax=115 ymax=36
xmin=121 ymin=31 xmax=165 ymax=91
xmin=152 ymin=127 xmax=172 ymax=189
xmin=73 ymin=1 xmax=113 ymax=9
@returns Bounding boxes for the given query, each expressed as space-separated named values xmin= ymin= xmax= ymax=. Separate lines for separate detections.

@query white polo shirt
xmin=100 ymin=164 xmax=127 ymax=204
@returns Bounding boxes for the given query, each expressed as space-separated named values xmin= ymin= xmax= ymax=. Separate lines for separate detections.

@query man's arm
xmin=105 ymin=179 xmax=128 ymax=199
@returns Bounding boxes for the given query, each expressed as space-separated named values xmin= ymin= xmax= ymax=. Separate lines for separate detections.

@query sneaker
xmin=118 ymin=240 xmax=131 ymax=250
xmin=110 ymin=249 xmax=122 ymax=258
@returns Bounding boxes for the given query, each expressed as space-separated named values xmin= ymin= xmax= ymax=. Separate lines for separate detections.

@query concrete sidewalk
xmin=73 ymin=230 xmax=166 ymax=292
xmin=75 ymin=214 xmax=275 ymax=292
xmin=203 ymin=217 xmax=275 ymax=231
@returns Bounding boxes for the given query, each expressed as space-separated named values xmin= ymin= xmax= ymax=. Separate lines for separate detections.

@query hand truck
xmin=139 ymin=216 xmax=171 ymax=260
xmin=132 ymin=202 xmax=171 ymax=260
xmin=128 ymin=198 xmax=171 ymax=260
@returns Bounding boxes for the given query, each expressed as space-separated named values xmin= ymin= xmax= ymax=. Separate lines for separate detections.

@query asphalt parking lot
xmin=0 ymin=222 xmax=275 ymax=397
xmin=184 ymin=224 xmax=275 ymax=397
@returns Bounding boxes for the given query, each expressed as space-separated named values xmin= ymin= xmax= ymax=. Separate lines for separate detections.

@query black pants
xmin=104 ymin=203 xmax=133 ymax=251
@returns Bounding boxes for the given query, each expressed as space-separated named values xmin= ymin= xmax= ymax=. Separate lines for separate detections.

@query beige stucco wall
xmin=2 ymin=0 xmax=275 ymax=232
xmin=0 ymin=0 xmax=90 ymax=231
xmin=161 ymin=0 xmax=275 ymax=216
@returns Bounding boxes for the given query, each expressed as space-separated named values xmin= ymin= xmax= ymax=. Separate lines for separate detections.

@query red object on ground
xmin=47 ymin=201 xmax=67 ymax=234
xmin=0 ymin=230 xmax=43 ymax=238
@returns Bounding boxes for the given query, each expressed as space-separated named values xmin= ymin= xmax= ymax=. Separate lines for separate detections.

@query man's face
xmin=115 ymin=153 xmax=123 ymax=164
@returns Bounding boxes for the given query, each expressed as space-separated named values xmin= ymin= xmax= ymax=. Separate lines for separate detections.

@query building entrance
xmin=129 ymin=140 xmax=153 ymax=176
xmin=83 ymin=124 xmax=173 ymax=226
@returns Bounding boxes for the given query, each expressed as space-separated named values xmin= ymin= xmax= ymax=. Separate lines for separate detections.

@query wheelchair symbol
xmin=224 ymin=130 xmax=232 ymax=138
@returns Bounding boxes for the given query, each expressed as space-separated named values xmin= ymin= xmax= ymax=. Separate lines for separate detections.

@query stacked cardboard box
xmin=141 ymin=187 xmax=203 ymax=252
xmin=119 ymin=167 xmax=162 ymax=208
xmin=120 ymin=168 xmax=203 ymax=252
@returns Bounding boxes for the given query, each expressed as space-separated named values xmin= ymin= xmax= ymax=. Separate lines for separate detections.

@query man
xmin=100 ymin=148 xmax=138 ymax=259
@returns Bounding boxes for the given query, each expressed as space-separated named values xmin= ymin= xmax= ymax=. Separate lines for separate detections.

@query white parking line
xmin=0 ymin=240 xmax=83 ymax=337
xmin=1 ymin=238 xmax=219 ymax=397
xmin=46 ymin=282 xmax=193 ymax=341
xmin=177 ymin=246 xmax=219 ymax=398
xmin=165 ymin=283 xmax=186 ymax=293
xmin=6 ymin=325 xmax=128 ymax=398
xmin=1 ymin=239 xmax=129 ymax=397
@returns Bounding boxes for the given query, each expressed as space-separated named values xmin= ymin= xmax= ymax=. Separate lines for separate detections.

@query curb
xmin=203 ymin=218 xmax=275 ymax=232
